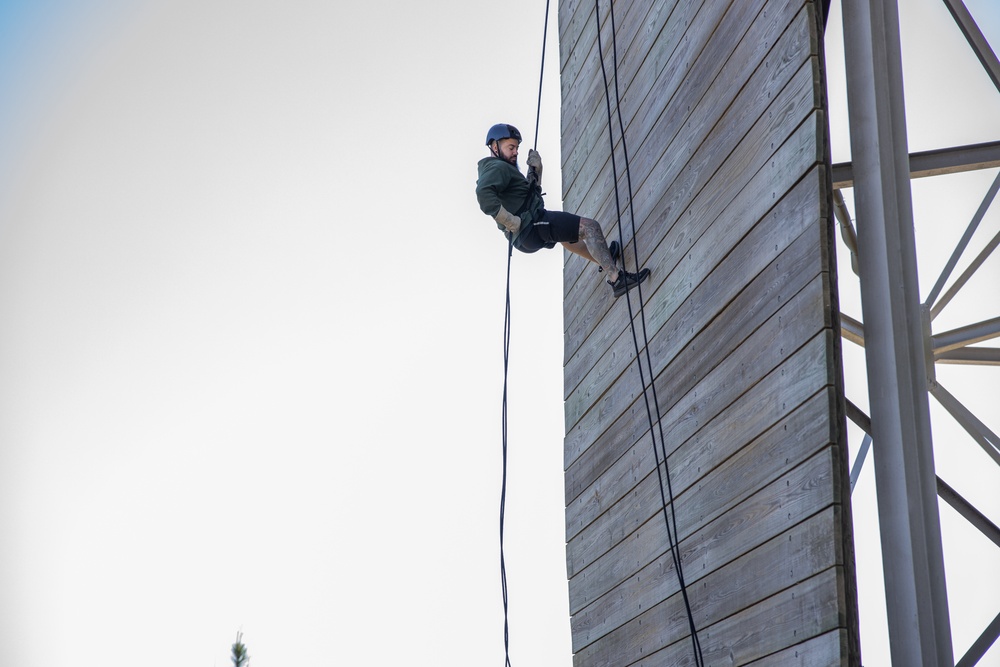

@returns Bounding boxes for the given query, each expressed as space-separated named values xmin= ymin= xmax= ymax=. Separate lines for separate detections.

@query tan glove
xmin=493 ymin=204 xmax=522 ymax=235
xmin=526 ymin=149 xmax=543 ymax=183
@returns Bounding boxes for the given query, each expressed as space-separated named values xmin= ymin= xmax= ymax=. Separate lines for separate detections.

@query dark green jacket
xmin=476 ymin=157 xmax=544 ymax=243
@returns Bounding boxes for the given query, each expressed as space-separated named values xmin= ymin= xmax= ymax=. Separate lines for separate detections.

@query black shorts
xmin=515 ymin=209 xmax=581 ymax=253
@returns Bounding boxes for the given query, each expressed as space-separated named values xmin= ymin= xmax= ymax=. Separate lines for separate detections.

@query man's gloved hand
xmin=494 ymin=204 xmax=522 ymax=235
xmin=527 ymin=149 xmax=543 ymax=183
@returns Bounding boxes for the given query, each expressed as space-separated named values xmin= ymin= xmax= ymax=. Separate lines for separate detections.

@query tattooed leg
xmin=564 ymin=218 xmax=618 ymax=281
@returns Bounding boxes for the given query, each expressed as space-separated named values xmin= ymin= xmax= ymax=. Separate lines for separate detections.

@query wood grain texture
xmin=565 ymin=267 xmax=833 ymax=543
xmin=561 ymin=0 xmax=813 ymax=300
xmin=559 ymin=0 xmax=859 ymax=663
xmin=626 ymin=568 xmax=845 ymax=667
xmin=573 ymin=513 xmax=847 ymax=664
xmin=563 ymin=55 xmax=823 ymax=369
xmin=571 ymin=442 xmax=845 ymax=651
xmin=564 ymin=166 xmax=830 ymax=485
xmin=566 ymin=330 xmax=836 ymax=580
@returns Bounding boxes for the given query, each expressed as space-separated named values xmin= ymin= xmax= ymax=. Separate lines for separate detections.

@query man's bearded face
xmin=496 ymin=138 xmax=519 ymax=167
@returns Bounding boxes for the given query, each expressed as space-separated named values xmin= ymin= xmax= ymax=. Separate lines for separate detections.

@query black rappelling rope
xmin=532 ymin=0 xmax=551 ymax=151
xmin=500 ymin=238 xmax=514 ymax=667
xmin=498 ymin=1 xmax=550 ymax=665
xmin=593 ymin=1 xmax=705 ymax=665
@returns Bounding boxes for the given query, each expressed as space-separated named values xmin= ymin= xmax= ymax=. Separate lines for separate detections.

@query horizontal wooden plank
xmin=562 ymin=0 xmax=802 ymax=232
xmin=566 ymin=0 xmax=814 ymax=248
xmin=561 ymin=0 xmax=814 ymax=297
xmin=565 ymin=269 xmax=831 ymax=543
xmin=561 ymin=0 xmax=734 ymax=203
xmin=560 ymin=0 xmax=662 ymax=86
xmin=564 ymin=166 xmax=830 ymax=491
xmin=564 ymin=157 xmax=826 ymax=441
xmin=559 ymin=0 xmax=686 ymax=129
xmin=563 ymin=1 xmax=817 ymax=386
xmin=563 ymin=111 xmax=823 ymax=420
xmin=568 ymin=439 xmax=841 ymax=615
xmin=744 ymin=630 xmax=852 ymax=666
xmin=563 ymin=56 xmax=823 ymax=363
xmin=563 ymin=59 xmax=823 ymax=359
xmin=560 ymin=0 xmax=662 ymax=180
xmin=561 ymin=0 xmax=719 ymax=201
xmin=628 ymin=568 xmax=844 ymax=667
xmin=572 ymin=504 xmax=843 ymax=654
xmin=564 ymin=228 xmax=830 ymax=531
xmin=566 ymin=330 xmax=837 ymax=580
xmin=569 ymin=391 xmax=842 ymax=614
xmin=561 ymin=1 xmax=855 ymax=663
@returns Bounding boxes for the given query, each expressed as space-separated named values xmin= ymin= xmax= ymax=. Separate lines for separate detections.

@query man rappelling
xmin=475 ymin=123 xmax=650 ymax=298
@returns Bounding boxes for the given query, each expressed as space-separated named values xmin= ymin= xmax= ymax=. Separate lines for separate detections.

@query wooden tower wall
xmin=558 ymin=0 xmax=861 ymax=664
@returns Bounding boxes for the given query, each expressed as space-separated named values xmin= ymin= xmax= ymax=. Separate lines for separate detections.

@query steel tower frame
xmin=833 ymin=0 xmax=1000 ymax=664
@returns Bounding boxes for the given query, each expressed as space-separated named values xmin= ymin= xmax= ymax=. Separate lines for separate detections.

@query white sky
xmin=0 ymin=1 xmax=997 ymax=666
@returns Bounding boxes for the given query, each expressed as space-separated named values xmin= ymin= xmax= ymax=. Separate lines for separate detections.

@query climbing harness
xmin=498 ymin=2 xmax=550 ymax=665
xmin=593 ymin=0 xmax=705 ymax=665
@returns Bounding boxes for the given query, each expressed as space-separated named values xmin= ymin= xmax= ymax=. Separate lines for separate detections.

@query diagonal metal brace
xmin=955 ymin=609 xmax=1000 ymax=667
xmin=929 ymin=382 xmax=1000 ymax=466
xmin=941 ymin=0 xmax=1000 ymax=95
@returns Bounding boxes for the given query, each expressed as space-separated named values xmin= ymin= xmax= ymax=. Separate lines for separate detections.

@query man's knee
xmin=579 ymin=217 xmax=601 ymax=238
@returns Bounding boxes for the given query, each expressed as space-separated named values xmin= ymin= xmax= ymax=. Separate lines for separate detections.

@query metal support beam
xmin=846 ymin=399 xmax=873 ymax=434
xmin=933 ymin=316 xmax=1000 ymax=353
xmin=841 ymin=0 xmax=954 ymax=663
xmin=831 ymin=139 xmax=1000 ymax=188
xmin=839 ymin=309 xmax=1000 ymax=363
xmin=956 ymin=610 xmax=1000 ymax=667
xmin=938 ymin=475 xmax=1000 ymax=666
xmin=850 ymin=434 xmax=873 ymax=492
xmin=942 ymin=0 xmax=1000 ymax=95
xmin=925 ymin=171 xmax=1000 ymax=309
xmin=936 ymin=477 xmax=1000 ymax=549
xmin=929 ymin=382 xmax=1000 ymax=467
xmin=935 ymin=346 xmax=1000 ymax=365
xmin=834 ymin=189 xmax=862 ymax=275
xmin=930 ymin=226 xmax=1000 ymax=320
xmin=840 ymin=311 xmax=865 ymax=347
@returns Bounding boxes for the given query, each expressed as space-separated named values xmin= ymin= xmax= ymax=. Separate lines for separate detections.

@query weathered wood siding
xmin=558 ymin=1 xmax=861 ymax=665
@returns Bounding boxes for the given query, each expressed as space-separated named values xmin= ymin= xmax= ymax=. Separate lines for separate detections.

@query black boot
xmin=608 ymin=267 xmax=650 ymax=298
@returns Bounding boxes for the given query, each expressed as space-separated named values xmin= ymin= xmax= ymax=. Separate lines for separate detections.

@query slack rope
xmin=500 ymin=239 xmax=514 ymax=667
xmin=498 ymin=2 xmax=551 ymax=664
